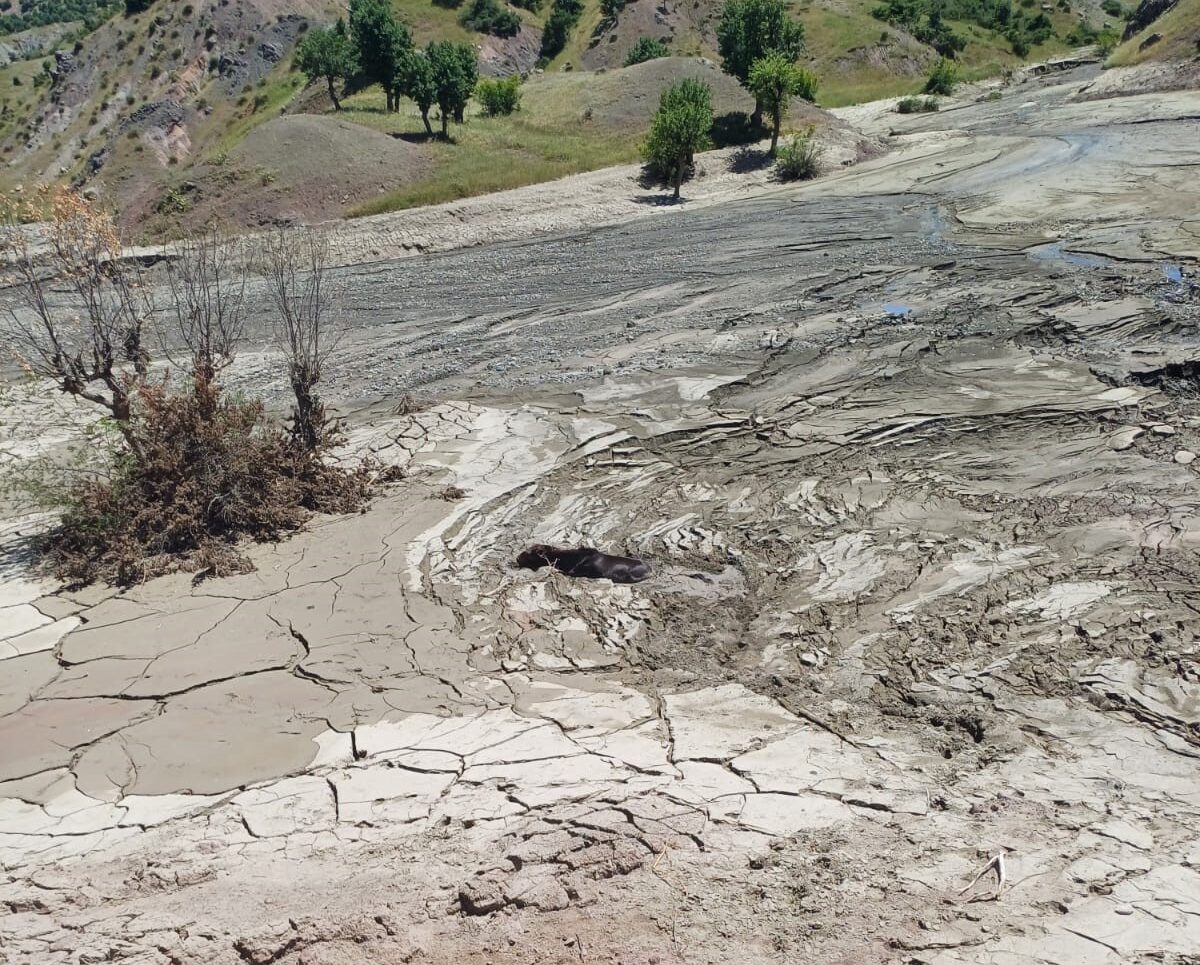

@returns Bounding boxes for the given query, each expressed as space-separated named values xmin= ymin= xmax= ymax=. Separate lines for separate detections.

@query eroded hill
xmin=1 ymin=0 xmax=1174 ymax=234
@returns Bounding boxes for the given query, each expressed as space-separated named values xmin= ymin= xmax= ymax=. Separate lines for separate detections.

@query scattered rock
xmin=506 ymin=875 xmax=570 ymax=912
xmin=1108 ymin=427 xmax=1143 ymax=450
xmin=459 ymin=875 xmax=508 ymax=915
xmin=50 ymin=50 xmax=74 ymax=83
xmin=1150 ymin=423 xmax=1175 ymax=435
xmin=1175 ymin=450 xmax=1195 ymax=464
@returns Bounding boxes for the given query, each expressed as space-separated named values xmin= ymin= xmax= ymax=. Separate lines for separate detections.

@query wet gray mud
xmin=2 ymin=66 xmax=1200 ymax=964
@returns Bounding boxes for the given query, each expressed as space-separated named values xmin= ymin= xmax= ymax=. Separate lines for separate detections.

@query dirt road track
xmin=2 ymin=64 xmax=1200 ymax=964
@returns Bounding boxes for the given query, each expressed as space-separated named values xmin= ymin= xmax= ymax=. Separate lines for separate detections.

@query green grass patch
xmin=204 ymin=63 xmax=306 ymax=159
xmin=339 ymin=84 xmax=638 ymax=216
xmin=1109 ymin=0 xmax=1200 ymax=65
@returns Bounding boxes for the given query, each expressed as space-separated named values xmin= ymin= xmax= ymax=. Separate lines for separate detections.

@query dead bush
xmin=39 ymin=380 xmax=372 ymax=586
xmin=3 ymin=190 xmax=378 ymax=587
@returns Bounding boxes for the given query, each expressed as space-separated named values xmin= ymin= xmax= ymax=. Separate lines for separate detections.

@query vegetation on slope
xmin=1108 ymin=0 xmax=1200 ymax=63
xmin=0 ymin=0 xmax=1190 ymax=233
xmin=0 ymin=0 xmax=114 ymax=35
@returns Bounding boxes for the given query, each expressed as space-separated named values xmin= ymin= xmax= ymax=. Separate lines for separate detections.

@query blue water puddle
xmin=1163 ymin=264 xmax=1184 ymax=284
xmin=883 ymin=303 xmax=914 ymax=318
xmin=1026 ymin=243 xmax=1113 ymax=270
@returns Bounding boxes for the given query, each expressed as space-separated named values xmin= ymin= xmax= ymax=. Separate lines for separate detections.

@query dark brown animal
xmin=515 ymin=544 xmax=652 ymax=584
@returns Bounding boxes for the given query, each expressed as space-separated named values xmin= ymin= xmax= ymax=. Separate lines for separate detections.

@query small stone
xmin=1108 ymin=427 xmax=1142 ymax=451
xmin=507 ymin=876 xmax=570 ymax=912
xmin=1150 ymin=423 xmax=1175 ymax=436
xmin=1175 ymin=450 xmax=1195 ymax=465
xmin=800 ymin=651 xmax=820 ymax=666
xmin=459 ymin=875 xmax=508 ymax=915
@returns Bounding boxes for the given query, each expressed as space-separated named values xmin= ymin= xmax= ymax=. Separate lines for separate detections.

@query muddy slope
xmin=1 ymin=65 xmax=1200 ymax=965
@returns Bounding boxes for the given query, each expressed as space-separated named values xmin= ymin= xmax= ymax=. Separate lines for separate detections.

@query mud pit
xmin=3 ymin=66 xmax=1200 ymax=964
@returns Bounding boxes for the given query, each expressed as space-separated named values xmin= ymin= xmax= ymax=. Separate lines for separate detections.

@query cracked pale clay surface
xmin=3 ymin=63 xmax=1200 ymax=964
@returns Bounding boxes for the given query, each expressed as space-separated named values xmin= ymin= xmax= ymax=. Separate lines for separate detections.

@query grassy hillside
xmin=0 ymin=0 xmax=1184 ymax=236
xmin=342 ymin=56 xmax=752 ymax=216
xmin=1109 ymin=0 xmax=1200 ymax=63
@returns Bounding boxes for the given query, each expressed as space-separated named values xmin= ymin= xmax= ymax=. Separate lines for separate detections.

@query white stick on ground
xmin=958 ymin=851 xmax=1007 ymax=900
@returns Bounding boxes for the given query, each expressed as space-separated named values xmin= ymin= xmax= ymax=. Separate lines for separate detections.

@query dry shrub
xmin=40 ymin=381 xmax=372 ymax=586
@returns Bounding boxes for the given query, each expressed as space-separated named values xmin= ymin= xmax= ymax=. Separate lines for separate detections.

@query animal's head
xmin=515 ymin=544 xmax=555 ymax=570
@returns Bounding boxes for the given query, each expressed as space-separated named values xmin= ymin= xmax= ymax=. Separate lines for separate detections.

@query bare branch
xmin=162 ymin=228 xmax=249 ymax=386
xmin=0 ymin=188 xmax=153 ymax=448
xmin=260 ymin=227 xmax=343 ymax=450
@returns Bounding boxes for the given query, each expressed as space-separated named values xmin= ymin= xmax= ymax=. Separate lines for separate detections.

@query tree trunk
xmin=98 ymin=383 xmax=147 ymax=465
xmin=453 ymin=105 xmax=464 ymax=123
xmin=291 ymin=378 xmax=324 ymax=452
xmin=750 ymin=95 xmax=763 ymax=129
xmin=326 ymin=76 xmax=341 ymax=111
xmin=385 ymin=89 xmax=395 ymax=113
xmin=420 ymin=107 xmax=433 ymax=136
xmin=672 ymin=153 xmax=684 ymax=199
xmin=441 ymin=109 xmax=449 ymax=139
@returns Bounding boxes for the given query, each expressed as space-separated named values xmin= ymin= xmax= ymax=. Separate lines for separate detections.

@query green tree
xmin=427 ymin=40 xmax=479 ymax=137
xmin=747 ymin=53 xmax=816 ymax=154
xmin=923 ymin=56 xmax=957 ymax=95
xmin=476 ymin=75 xmax=522 ymax=116
xmin=539 ymin=0 xmax=583 ymax=60
xmin=716 ymin=0 xmax=805 ymax=126
xmin=295 ymin=19 xmax=355 ymax=111
xmin=642 ymin=78 xmax=713 ymax=200
xmin=394 ymin=48 xmax=437 ymax=135
xmin=460 ymin=0 xmax=521 ymax=36
xmin=624 ymin=36 xmax=669 ymax=66
xmin=349 ymin=0 xmax=412 ymax=112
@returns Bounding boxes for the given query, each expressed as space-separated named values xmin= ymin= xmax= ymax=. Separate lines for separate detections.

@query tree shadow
xmin=631 ymin=193 xmax=685 ymax=206
xmin=388 ymin=130 xmax=440 ymax=144
xmin=728 ymin=146 xmax=772 ymax=174
xmin=0 ymin=522 xmax=48 ymax=588
xmin=711 ymin=110 xmax=766 ymax=149
xmin=635 ymin=165 xmax=663 ymax=190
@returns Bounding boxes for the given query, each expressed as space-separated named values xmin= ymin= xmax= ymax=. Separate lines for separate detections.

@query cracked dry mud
xmin=3 ymin=64 xmax=1200 ymax=964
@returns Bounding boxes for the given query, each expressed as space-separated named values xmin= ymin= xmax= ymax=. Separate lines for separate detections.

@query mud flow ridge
xmin=2 ymin=64 xmax=1200 ymax=964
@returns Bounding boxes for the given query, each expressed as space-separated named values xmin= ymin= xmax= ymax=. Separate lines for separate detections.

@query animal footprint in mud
xmin=515 ymin=544 xmax=652 ymax=584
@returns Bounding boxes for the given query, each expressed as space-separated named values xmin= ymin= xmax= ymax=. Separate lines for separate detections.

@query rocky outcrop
xmin=1122 ymin=0 xmax=1179 ymax=39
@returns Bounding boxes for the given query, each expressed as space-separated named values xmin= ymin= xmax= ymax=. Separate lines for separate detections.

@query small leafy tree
xmin=642 ymin=78 xmax=713 ymax=200
xmin=747 ymin=53 xmax=817 ymax=154
xmin=295 ymin=19 xmax=355 ymax=110
xmin=395 ymin=48 xmax=437 ymax=135
xmin=923 ymin=56 xmax=957 ymax=95
xmin=428 ymin=40 xmax=478 ymax=136
xmin=349 ymin=0 xmax=412 ymax=112
xmin=476 ymin=75 xmax=522 ymax=116
xmin=716 ymin=0 xmax=805 ymax=125
xmin=625 ymin=36 xmax=668 ymax=66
